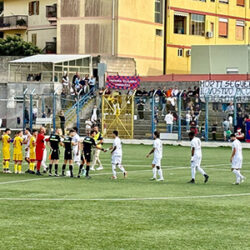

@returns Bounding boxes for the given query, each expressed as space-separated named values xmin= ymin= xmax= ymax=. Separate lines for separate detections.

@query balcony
xmin=0 ymin=15 xmax=28 ymax=31
xmin=46 ymin=4 xmax=57 ymax=26
xmin=44 ymin=42 xmax=56 ymax=54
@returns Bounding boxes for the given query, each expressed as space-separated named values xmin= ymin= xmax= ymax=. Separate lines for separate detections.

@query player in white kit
xmin=146 ymin=131 xmax=164 ymax=181
xmin=230 ymin=134 xmax=245 ymax=185
xmin=188 ymin=131 xmax=209 ymax=184
xmin=72 ymin=127 xmax=81 ymax=170
xmin=109 ymin=130 xmax=127 ymax=179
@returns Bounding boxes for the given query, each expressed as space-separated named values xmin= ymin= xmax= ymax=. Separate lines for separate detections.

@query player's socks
xmin=3 ymin=161 xmax=6 ymax=172
xmin=86 ymin=165 xmax=90 ymax=177
xmin=18 ymin=165 xmax=22 ymax=173
xmin=49 ymin=164 xmax=52 ymax=174
xmin=191 ymin=167 xmax=196 ymax=179
xmin=232 ymin=169 xmax=240 ymax=183
xmin=158 ymin=168 xmax=164 ymax=180
xmin=197 ymin=166 xmax=206 ymax=176
xmin=112 ymin=164 xmax=117 ymax=178
xmin=55 ymin=164 xmax=58 ymax=175
xmin=37 ymin=161 xmax=41 ymax=172
xmin=14 ymin=164 xmax=18 ymax=173
xmin=62 ymin=164 xmax=66 ymax=176
xmin=69 ymin=165 xmax=73 ymax=177
xmin=78 ymin=164 xmax=83 ymax=177
xmin=237 ymin=170 xmax=244 ymax=179
xmin=152 ymin=167 xmax=157 ymax=179
xmin=118 ymin=164 xmax=125 ymax=173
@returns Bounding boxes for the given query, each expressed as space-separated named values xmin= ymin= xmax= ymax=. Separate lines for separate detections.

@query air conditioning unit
xmin=186 ymin=50 xmax=191 ymax=57
xmin=206 ymin=31 xmax=213 ymax=38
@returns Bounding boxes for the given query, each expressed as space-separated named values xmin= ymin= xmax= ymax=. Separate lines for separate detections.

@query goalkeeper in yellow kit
xmin=13 ymin=131 xmax=24 ymax=174
xmin=2 ymin=128 xmax=12 ymax=173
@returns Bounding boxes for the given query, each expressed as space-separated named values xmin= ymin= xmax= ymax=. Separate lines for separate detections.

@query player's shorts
xmin=232 ymin=158 xmax=242 ymax=169
xmin=112 ymin=155 xmax=122 ymax=165
xmin=25 ymin=148 xmax=30 ymax=158
xmin=152 ymin=157 xmax=162 ymax=167
xmin=3 ymin=149 xmax=10 ymax=160
xmin=29 ymin=151 xmax=36 ymax=161
xmin=191 ymin=157 xmax=202 ymax=168
xmin=82 ymin=152 xmax=91 ymax=163
xmin=13 ymin=153 xmax=23 ymax=161
xmin=51 ymin=149 xmax=60 ymax=160
xmin=73 ymin=148 xmax=81 ymax=162
xmin=64 ymin=150 xmax=72 ymax=161
xmin=223 ymin=131 xmax=227 ymax=137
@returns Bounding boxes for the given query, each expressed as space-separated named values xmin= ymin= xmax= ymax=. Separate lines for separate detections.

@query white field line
xmin=1 ymin=193 xmax=250 ymax=201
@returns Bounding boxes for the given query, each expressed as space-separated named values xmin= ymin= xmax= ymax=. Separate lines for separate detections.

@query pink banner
xmin=106 ymin=75 xmax=140 ymax=90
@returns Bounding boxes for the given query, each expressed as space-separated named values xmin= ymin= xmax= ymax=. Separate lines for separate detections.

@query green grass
xmin=0 ymin=144 xmax=250 ymax=249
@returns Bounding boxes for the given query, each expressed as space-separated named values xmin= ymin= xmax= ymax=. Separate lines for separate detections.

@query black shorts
xmin=82 ymin=152 xmax=91 ymax=163
xmin=51 ymin=149 xmax=60 ymax=160
xmin=64 ymin=150 xmax=72 ymax=160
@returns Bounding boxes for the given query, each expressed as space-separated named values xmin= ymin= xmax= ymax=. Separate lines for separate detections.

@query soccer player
xmin=72 ymin=127 xmax=81 ymax=172
xmin=188 ymin=131 xmax=209 ymax=184
xmin=36 ymin=127 xmax=46 ymax=175
xmin=230 ymin=134 xmax=245 ymax=185
xmin=90 ymin=125 xmax=104 ymax=171
xmin=110 ymin=130 xmax=127 ymax=179
xmin=28 ymin=129 xmax=38 ymax=174
xmin=23 ymin=128 xmax=31 ymax=173
xmin=13 ymin=131 xmax=23 ymax=174
xmin=79 ymin=130 xmax=106 ymax=179
xmin=146 ymin=131 xmax=164 ymax=181
xmin=48 ymin=129 xmax=61 ymax=177
xmin=61 ymin=129 xmax=75 ymax=177
xmin=2 ymin=128 xmax=12 ymax=173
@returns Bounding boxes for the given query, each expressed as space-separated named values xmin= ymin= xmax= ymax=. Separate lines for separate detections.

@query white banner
xmin=200 ymin=80 xmax=250 ymax=102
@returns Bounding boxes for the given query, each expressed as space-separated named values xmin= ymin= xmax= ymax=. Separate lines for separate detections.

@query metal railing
xmin=0 ymin=15 xmax=28 ymax=29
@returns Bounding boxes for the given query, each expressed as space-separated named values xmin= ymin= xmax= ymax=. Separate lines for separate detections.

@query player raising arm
xmin=188 ymin=131 xmax=209 ymax=184
xmin=230 ymin=134 xmax=245 ymax=185
xmin=146 ymin=131 xmax=164 ymax=181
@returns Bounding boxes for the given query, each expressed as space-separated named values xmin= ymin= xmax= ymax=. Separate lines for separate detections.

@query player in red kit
xmin=36 ymin=127 xmax=46 ymax=175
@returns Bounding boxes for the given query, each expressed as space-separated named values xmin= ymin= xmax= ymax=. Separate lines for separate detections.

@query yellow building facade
xmin=57 ymin=0 xmax=164 ymax=76
xmin=167 ymin=0 xmax=250 ymax=74
xmin=0 ymin=0 xmax=57 ymax=52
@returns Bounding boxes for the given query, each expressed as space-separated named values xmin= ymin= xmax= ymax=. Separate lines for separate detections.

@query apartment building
xmin=167 ymin=0 xmax=250 ymax=74
xmin=57 ymin=0 xmax=164 ymax=76
xmin=0 ymin=0 xmax=57 ymax=53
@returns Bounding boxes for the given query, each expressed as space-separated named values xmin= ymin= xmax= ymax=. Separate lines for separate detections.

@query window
xmin=31 ymin=33 xmax=37 ymax=46
xmin=155 ymin=0 xmax=163 ymax=24
xmin=0 ymin=2 xmax=3 ymax=13
xmin=190 ymin=14 xmax=205 ymax=36
xmin=178 ymin=48 xmax=183 ymax=57
xmin=237 ymin=0 xmax=244 ymax=6
xmin=211 ymin=22 xmax=214 ymax=33
xmin=219 ymin=18 xmax=228 ymax=38
xmin=174 ymin=13 xmax=187 ymax=34
xmin=0 ymin=32 xmax=3 ymax=39
xmin=236 ymin=21 xmax=244 ymax=40
xmin=219 ymin=0 xmax=229 ymax=3
xmin=227 ymin=68 xmax=239 ymax=74
xmin=156 ymin=29 xmax=163 ymax=36
xmin=29 ymin=1 xmax=39 ymax=16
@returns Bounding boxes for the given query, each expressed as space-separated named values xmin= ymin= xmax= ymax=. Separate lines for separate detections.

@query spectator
xmin=135 ymin=87 xmax=143 ymax=104
xmin=161 ymin=94 xmax=166 ymax=116
xmin=32 ymin=105 xmax=38 ymax=124
xmin=47 ymin=106 xmax=52 ymax=117
xmin=226 ymin=128 xmax=232 ymax=142
xmin=61 ymin=89 xmax=67 ymax=109
xmin=142 ymin=88 xmax=148 ymax=103
xmin=91 ymin=105 xmax=99 ymax=124
xmin=89 ymin=76 xmax=96 ymax=91
xmin=62 ymin=72 xmax=69 ymax=93
xmin=154 ymin=94 xmax=160 ymax=109
xmin=193 ymin=105 xmax=201 ymax=125
xmin=211 ymin=123 xmax=217 ymax=141
xmin=137 ymin=98 xmax=145 ymax=119
xmin=59 ymin=110 xmax=66 ymax=135
xmin=154 ymin=106 xmax=159 ymax=126
xmin=186 ymin=111 xmax=191 ymax=132
xmin=72 ymin=72 xmax=79 ymax=86
xmin=182 ymin=90 xmax=188 ymax=110
xmin=24 ymin=107 xmax=29 ymax=125
xmin=226 ymin=102 xmax=234 ymax=116
xmin=166 ymin=88 xmax=172 ymax=97
xmin=187 ymin=87 xmax=194 ymax=98
xmin=83 ymin=82 xmax=90 ymax=95
xmin=222 ymin=118 xmax=230 ymax=141
xmin=200 ymin=123 xmax=205 ymax=140
xmin=171 ymin=86 xmax=179 ymax=97
xmin=85 ymin=118 xmax=92 ymax=133
xmin=228 ymin=115 xmax=233 ymax=129
xmin=164 ymin=111 xmax=174 ymax=133
xmin=236 ymin=128 xmax=245 ymax=141
xmin=42 ymin=112 xmax=46 ymax=118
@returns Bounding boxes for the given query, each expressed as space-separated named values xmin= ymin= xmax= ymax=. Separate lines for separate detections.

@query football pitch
xmin=1 ymin=143 xmax=250 ymax=250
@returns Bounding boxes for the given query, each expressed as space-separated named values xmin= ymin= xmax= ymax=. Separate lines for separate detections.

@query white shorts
xmin=232 ymin=158 xmax=242 ymax=169
xmin=152 ymin=157 xmax=161 ymax=167
xmin=112 ymin=155 xmax=122 ymax=165
xmin=25 ymin=149 xmax=30 ymax=158
xmin=73 ymin=148 xmax=81 ymax=163
xmin=191 ymin=157 xmax=201 ymax=168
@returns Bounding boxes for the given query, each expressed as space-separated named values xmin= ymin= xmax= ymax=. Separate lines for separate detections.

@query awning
xmin=174 ymin=11 xmax=188 ymax=17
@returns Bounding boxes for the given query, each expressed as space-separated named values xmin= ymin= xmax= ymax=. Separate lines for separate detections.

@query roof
xmin=10 ymin=54 xmax=91 ymax=64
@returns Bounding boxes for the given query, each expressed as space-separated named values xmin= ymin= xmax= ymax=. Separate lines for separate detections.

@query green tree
xmin=0 ymin=36 xmax=41 ymax=56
